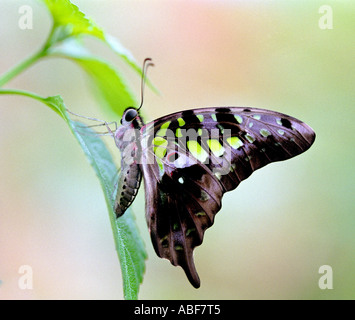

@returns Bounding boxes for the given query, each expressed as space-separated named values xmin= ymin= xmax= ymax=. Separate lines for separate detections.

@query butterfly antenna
xmin=137 ymin=58 xmax=154 ymax=111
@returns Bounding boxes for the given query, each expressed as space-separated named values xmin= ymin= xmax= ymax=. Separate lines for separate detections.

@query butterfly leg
xmin=66 ymin=108 xmax=118 ymax=136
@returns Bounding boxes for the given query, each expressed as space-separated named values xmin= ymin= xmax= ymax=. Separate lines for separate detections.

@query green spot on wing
xmin=217 ymin=124 xmax=224 ymax=134
xmin=186 ymin=228 xmax=196 ymax=236
xmin=227 ymin=136 xmax=244 ymax=149
xmin=156 ymin=121 xmax=171 ymax=136
xmin=245 ymin=133 xmax=255 ymax=143
xmin=260 ymin=128 xmax=271 ymax=137
xmin=153 ymin=138 xmax=167 ymax=158
xmin=215 ymin=172 xmax=222 ymax=180
xmin=156 ymin=128 xmax=167 ymax=137
xmin=177 ymin=117 xmax=185 ymax=126
xmin=176 ymin=128 xmax=183 ymax=138
xmin=207 ymin=139 xmax=225 ymax=157
xmin=160 ymin=235 xmax=168 ymax=248
xmin=154 ymin=146 xmax=167 ymax=159
xmin=156 ymin=157 xmax=164 ymax=175
xmin=234 ymin=114 xmax=243 ymax=124
xmin=187 ymin=140 xmax=208 ymax=162
xmin=153 ymin=137 xmax=168 ymax=147
xmin=160 ymin=121 xmax=171 ymax=129
xmin=199 ymin=190 xmax=210 ymax=201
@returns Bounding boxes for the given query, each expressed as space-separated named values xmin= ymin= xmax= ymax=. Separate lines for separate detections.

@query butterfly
xmin=112 ymin=59 xmax=316 ymax=288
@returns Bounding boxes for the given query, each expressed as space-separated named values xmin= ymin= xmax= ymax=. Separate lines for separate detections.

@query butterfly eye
xmin=124 ymin=109 xmax=138 ymax=123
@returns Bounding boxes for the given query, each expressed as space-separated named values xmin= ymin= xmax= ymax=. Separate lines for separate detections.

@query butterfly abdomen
xmin=114 ymin=161 xmax=142 ymax=217
xmin=114 ymin=139 xmax=142 ymax=217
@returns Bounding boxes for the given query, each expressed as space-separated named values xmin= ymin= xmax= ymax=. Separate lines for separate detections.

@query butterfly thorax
xmin=114 ymin=108 xmax=144 ymax=217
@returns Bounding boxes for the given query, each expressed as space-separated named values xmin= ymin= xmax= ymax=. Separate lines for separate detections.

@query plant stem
xmin=0 ymin=88 xmax=66 ymax=119
xmin=0 ymin=49 xmax=46 ymax=87
xmin=0 ymin=88 xmax=43 ymax=100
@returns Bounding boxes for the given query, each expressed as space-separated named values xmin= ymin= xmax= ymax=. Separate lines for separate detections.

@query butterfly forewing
xmin=139 ymin=106 xmax=315 ymax=288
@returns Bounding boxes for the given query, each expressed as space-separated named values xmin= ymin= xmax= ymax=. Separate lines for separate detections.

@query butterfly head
xmin=120 ymin=107 xmax=144 ymax=129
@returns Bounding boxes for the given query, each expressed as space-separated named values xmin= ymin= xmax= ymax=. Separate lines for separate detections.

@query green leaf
xmin=42 ymin=0 xmax=105 ymax=43
xmin=41 ymin=0 xmax=157 ymax=94
xmin=69 ymin=118 xmax=146 ymax=300
xmin=41 ymin=0 xmax=139 ymax=69
xmin=48 ymin=39 xmax=137 ymax=117
xmin=104 ymin=34 xmax=141 ymax=75
xmin=76 ymin=58 xmax=137 ymax=117
xmin=0 ymin=89 xmax=147 ymax=299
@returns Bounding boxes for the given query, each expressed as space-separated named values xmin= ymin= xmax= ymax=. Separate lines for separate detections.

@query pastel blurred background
xmin=0 ymin=0 xmax=354 ymax=299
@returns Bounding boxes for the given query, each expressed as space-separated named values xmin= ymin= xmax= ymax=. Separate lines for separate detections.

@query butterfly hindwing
xmin=140 ymin=106 xmax=315 ymax=288
xmin=141 ymin=140 xmax=224 ymax=287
